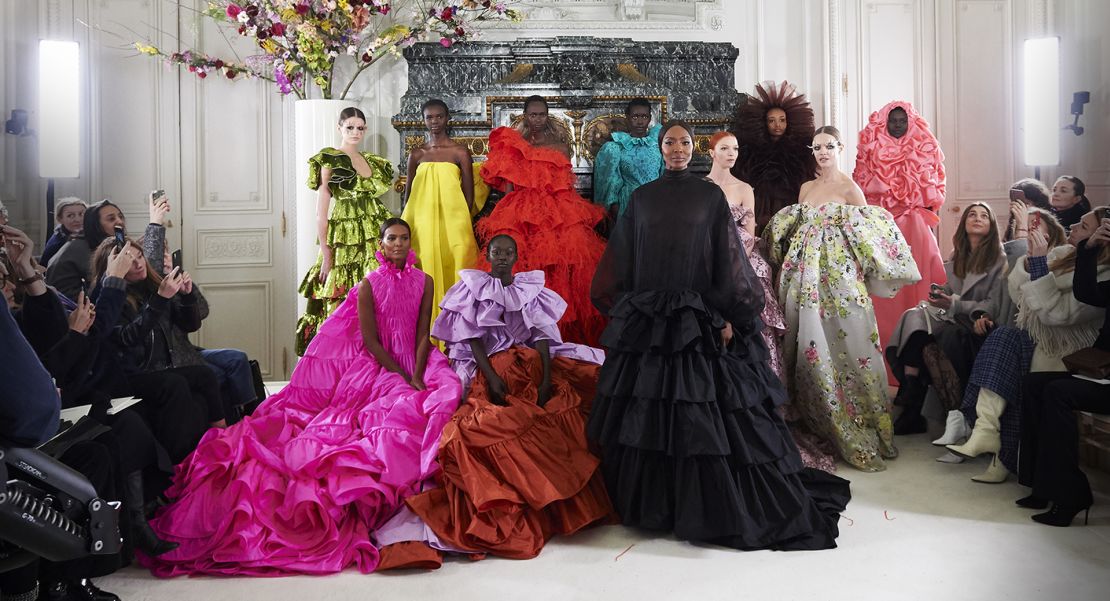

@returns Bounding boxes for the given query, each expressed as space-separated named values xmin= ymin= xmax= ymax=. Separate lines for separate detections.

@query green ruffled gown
xmin=296 ymin=148 xmax=394 ymax=355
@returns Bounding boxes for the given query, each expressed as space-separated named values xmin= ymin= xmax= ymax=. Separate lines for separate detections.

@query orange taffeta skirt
xmin=405 ymin=347 xmax=614 ymax=560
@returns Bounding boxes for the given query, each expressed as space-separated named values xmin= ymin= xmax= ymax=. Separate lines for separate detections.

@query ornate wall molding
xmin=481 ymin=0 xmax=725 ymax=31
xmin=196 ymin=228 xmax=272 ymax=268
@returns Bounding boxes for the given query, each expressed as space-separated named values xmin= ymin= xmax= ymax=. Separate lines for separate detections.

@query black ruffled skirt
xmin=587 ymin=290 xmax=851 ymax=550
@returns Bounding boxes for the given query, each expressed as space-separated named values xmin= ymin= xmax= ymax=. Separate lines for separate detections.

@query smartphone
xmin=151 ymin=189 xmax=166 ymax=204
xmin=171 ymin=249 xmax=182 ymax=271
xmin=113 ymin=225 xmax=126 ymax=250
xmin=1029 ymin=212 xmax=1042 ymax=232
xmin=1009 ymin=189 xmax=1026 ymax=202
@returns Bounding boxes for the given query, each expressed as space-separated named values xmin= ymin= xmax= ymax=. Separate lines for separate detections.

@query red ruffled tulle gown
xmin=476 ymin=126 xmax=607 ymax=347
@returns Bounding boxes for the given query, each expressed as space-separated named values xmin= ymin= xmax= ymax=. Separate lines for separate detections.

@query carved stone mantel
xmin=392 ymin=36 xmax=742 ymax=197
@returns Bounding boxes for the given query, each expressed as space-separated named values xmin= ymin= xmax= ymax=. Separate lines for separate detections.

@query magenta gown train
xmin=142 ymin=251 xmax=462 ymax=576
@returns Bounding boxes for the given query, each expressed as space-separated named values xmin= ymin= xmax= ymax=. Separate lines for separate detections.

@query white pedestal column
xmin=292 ymin=99 xmax=349 ymax=316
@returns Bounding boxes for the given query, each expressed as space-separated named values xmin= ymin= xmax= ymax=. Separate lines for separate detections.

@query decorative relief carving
xmin=197 ymin=228 xmax=271 ymax=267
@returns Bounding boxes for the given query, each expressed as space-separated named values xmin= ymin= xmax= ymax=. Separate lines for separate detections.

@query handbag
xmin=249 ymin=359 xmax=267 ymax=404
xmin=1062 ymin=347 xmax=1110 ymax=380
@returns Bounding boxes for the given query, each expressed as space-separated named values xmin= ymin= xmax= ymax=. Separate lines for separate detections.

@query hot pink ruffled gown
xmin=142 ymin=251 xmax=462 ymax=577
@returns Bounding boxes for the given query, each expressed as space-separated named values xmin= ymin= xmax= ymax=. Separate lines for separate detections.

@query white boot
xmin=932 ymin=410 xmax=971 ymax=446
xmin=971 ymin=453 xmax=1009 ymax=483
xmin=935 ymin=451 xmax=965 ymax=464
xmin=947 ymin=389 xmax=1004 ymax=458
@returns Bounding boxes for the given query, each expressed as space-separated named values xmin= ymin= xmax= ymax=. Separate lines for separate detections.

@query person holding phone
xmin=940 ymin=206 xmax=1100 ymax=484
xmin=1017 ymin=209 xmax=1110 ymax=526
xmin=887 ymin=203 xmax=1007 ymax=435
xmin=46 ymin=196 xmax=169 ymax=302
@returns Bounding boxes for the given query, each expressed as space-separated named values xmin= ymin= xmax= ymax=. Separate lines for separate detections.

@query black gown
xmin=587 ymin=168 xmax=850 ymax=550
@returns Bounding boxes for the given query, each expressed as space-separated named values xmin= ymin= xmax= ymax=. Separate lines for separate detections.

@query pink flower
xmin=440 ymin=37 xmax=452 ymax=47
xmin=271 ymin=22 xmax=286 ymax=36
xmin=805 ymin=345 xmax=819 ymax=364
xmin=857 ymin=357 xmax=872 ymax=369
xmin=226 ymin=4 xmax=242 ymax=19
xmin=441 ymin=7 xmax=455 ymax=19
xmin=197 ymin=70 xmax=207 ymax=79
xmin=295 ymin=3 xmax=309 ymax=15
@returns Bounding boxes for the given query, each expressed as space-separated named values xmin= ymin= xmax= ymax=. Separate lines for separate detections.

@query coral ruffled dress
xmin=400 ymin=270 xmax=612 ymax=560
xmin=476 ymin=127 xmax=607 ymax=347
xmin=852 ymin=100 xmax=946 ymax=360
xmin=142 ymin=252 xmax=461 ymax=576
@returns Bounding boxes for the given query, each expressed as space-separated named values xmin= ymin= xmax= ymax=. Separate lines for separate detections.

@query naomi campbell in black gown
xmin=587 ymin=121 xmax=850 ymax=551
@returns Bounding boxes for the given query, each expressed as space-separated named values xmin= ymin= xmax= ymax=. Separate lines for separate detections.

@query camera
xmin=1065 ymin=91 xmax=1090 ymax=136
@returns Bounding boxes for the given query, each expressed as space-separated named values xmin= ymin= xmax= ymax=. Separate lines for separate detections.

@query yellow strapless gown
xmin=401 ymin=162 xmax=487 ymax=331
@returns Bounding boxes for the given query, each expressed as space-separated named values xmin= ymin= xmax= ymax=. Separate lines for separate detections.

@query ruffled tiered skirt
xmin=475 ymin=189 xmax=607 ymax=347
xmin=295 ymin=194 xmax=392 ymax=355
xmin=587 ymin=290 xmax=850 ymax=550
xmin=142 ymin=292 xmax=461 ymax=576
xmin=404 ymin=347 xmax=613 ymax=560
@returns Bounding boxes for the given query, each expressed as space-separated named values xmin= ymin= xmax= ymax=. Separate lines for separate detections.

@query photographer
xmin=1018 ymin=211 xmax=1110 ymax=527
xmin=1 ymin=225 xmax=127 ymax=601
xmin=90 ymin=238 xmax=224 ymax=451
xmin=46 ymin=194 xmax=170 ymax=302
xmin=0 ymin=226 xmax=60 ymax=447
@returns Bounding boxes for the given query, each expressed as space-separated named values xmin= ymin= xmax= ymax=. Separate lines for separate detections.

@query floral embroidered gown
xmin=143 ymin=252 xmax=462 ymax=576
xmin=765 ymin=203 xmax=919 ymax=472
xmin=296 ymin=148 xmax=394 ymax=355
xmin=730 ymin=203 xmax=837 ymax=473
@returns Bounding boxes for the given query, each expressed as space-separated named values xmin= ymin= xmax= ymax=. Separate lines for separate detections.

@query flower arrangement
xmin=134 ymin=1 xmax=520 ymax=100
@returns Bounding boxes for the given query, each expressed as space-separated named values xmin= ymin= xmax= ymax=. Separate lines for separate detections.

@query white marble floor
xmin=98 ymin=434 xmax=1110 ymax=601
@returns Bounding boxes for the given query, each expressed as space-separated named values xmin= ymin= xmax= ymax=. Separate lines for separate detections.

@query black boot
xmin=893 ymin=377 xmax=928 ymax=435
xmin=126 ymin=471 xmax=179 ymax=557
xmin=37 ymin=580 xmax=119 ymax=601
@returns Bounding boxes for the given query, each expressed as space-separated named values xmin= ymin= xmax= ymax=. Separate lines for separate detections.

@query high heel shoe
xmin=1015 ymin=494 xmax=1049 ymax=509
xmin=1031 ymin=504 xmax=1091 ymax=527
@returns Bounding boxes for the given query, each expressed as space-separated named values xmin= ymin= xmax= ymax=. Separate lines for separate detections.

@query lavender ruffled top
xmin=432 ymin=269 xmax=605 ymax=390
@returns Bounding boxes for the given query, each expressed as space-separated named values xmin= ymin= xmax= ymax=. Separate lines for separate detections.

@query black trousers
xmin=126 ymin=368 xmax=212 ymax=463
xmin=1019 ymin=372 xmax=1110 ymax=507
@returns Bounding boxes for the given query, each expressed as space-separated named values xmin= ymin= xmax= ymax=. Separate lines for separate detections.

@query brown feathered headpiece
xmin=731 ymin=80 xmax=816 ymax=145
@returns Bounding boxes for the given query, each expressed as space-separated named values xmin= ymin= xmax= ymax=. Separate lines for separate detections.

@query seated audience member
xmin=88 ymin=238 xmax=216 ymax=461
xmin=1048 ymin=175 xmax=1092 ymax=230
xmin=4 ymin=224 xmax=179 ymax=556
xmin=46 ymin=194 xmax=171 ymax=301
xmin=2 ymin=226 xmax=127 ymax=601
xmin=1018 ymin=211 xmax=1110 ymax=526
xmin=886 ymin=203 xmax=1007 ymax=433
xmin=937 ymin=209 xmax=1104 ymax=483
xmin=143 ymin=235 xmax=258 ymax=415
xmin=379 ymin=235 xmax=612 ymax=568
xmin=0 ymin=228 xmax=60 ymax=446
xmin=39 ymin=197 xmax=86 ymax=267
